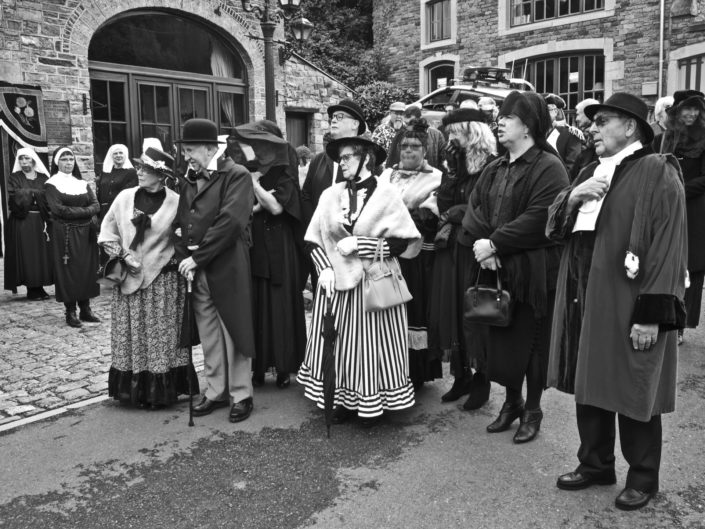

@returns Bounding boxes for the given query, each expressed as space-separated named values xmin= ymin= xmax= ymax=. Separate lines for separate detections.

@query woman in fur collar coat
xmin=297 ymin=136 xmax=422 ymax=427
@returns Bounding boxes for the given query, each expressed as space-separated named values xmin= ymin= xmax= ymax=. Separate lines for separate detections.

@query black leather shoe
xmin=229 ymin=397 xmax=253 ymax=423
xmin=79 ymin=308 xmax=101 ymax=323
xmin=192 ymin=397 xmax=228 ymax=417
xmin=276 ymin=373 xmax=290 ymax=389
xmin=556 ymin=471 xmax=617 ymax=491
xmin=441 ymin=375 xmax=473 ymax=402
xmin=486 ymin=399 xmax=525 ymax=433
xmin=615 ymin=487 xmax=656 ymax=510
xmin=66 ymin=310 xmax=82 ymax=328
xmin=331 ymin=406 xmax=356 ymax=424
xmin=462 ymin=373 xmax=491 ymax=410
xmin=513 ymin=408 xmax=543 ymax=443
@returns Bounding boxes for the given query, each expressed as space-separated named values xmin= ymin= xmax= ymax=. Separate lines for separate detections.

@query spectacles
xmin=400 ymin=142 xmax=424 ymax=150
xmin=330 ymin=112 xmax=352 ymax=122
xmin=339 ymin=153 xmax=359 ymax=164
xmin=593 ymin=114 xmax=624 ymax=127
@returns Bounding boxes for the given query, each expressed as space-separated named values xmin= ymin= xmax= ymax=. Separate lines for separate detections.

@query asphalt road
xmin=1 ymin=326 xmax=704 ymax=529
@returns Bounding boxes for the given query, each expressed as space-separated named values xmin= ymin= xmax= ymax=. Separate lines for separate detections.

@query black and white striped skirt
xmin=297 ymin=277 xmax=415 ymax=418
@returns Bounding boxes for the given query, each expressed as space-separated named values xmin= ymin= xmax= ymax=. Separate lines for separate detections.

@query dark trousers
xmin=576 ymin=403 xmax=662 ymax=492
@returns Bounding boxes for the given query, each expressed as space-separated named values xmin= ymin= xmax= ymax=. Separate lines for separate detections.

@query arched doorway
xmin=88 ymin=10 xmax=248 ymax=170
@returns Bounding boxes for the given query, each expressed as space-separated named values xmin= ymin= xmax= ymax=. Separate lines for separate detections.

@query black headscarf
xmin=498 ymin=91 xmax=561 ymax=159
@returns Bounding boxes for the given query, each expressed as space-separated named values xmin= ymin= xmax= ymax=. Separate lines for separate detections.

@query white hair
xmin=654 ymin=96 xmax=675 ymax=122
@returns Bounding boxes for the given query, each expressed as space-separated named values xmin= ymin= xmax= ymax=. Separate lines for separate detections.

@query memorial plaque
xmin=45 ymin=100 xmax=72 ymax=144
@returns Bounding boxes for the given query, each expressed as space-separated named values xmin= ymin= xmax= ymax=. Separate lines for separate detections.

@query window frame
xmin=510 ymin=0 xmax=604 ymax=27
xmin=420 ymin=0 xmax=457 ymax=50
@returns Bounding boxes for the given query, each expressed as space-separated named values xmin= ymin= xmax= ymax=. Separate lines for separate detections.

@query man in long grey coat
xmin=545 ymin=93 xmax=687 ymax=511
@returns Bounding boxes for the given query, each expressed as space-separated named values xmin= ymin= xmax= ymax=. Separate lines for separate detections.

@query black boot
xmin=462 ymin=372 xmax=491 ymax=410
xmin=66 ymin=310 xmax=82 ymax=328
xmin=486 ymin=398 xmax=525 ymax=433
xmin=78 ymin=301 xmax=100 ymax=323
xmin=441 ymin=373 xmax=472 ymax=402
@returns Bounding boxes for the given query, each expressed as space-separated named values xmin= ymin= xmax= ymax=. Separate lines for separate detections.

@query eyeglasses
xmin=330 ymin=112 xmax=352 ymax=122
xmin=400 ymin=142 xmax=424 ymax=150
xmin=339 ymin=153 xmax=359 ymax=164
xmin=593 ymin=114 xmax=624 ymax=127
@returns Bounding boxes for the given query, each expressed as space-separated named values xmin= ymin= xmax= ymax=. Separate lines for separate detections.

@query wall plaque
xmin=44 ymin=100 xmax=72 ymax=144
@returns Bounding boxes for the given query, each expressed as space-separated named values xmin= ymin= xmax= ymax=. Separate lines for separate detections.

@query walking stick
xmin=187 ymin=276 xmax=195 ymax=427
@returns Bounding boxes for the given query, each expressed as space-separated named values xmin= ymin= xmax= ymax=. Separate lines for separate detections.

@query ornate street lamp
xmin=279 ymin=15 xmax=314 ymax=64
xmin=241 ymin=0 xmax=310 ymax=120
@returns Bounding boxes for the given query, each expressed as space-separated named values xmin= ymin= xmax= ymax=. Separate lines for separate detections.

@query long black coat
xmin=301 ymin=152 xmax=341 ymax=227
xmin=173 ymin=156 xmax=256 ymax=357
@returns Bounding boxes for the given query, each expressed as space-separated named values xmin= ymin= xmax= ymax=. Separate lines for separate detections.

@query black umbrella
xmin=186 ymin=277 xmax=195 ymax=427
xmin=321 ymin=296 xmax=338 ymax=438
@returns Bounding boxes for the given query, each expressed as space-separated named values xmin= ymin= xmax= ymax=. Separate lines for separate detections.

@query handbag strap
xmin=373 ymin=238 xmax=385 ymax=266
xmin=473 ymin=261 xmax=503 ymax=293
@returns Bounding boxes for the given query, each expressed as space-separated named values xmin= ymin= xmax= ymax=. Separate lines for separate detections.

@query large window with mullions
xmin=510 ymin=0 xmax=604 ymax=26
xmin=512 ymin=53 xmax=605 ymax=121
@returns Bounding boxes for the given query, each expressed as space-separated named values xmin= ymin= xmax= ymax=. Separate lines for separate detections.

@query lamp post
xmin=241 ymin=0 xmax=307 ymax=121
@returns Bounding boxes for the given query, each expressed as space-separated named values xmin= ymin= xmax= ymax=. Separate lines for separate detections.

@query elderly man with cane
xmin=546 ymin=93 xmax=687 ymax=511
xmin=174 ymin=118 xmax=256 ymax=423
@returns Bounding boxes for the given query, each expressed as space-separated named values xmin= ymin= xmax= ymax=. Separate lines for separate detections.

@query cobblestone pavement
xmin=0 ymin=263 xmax=206 ymax=427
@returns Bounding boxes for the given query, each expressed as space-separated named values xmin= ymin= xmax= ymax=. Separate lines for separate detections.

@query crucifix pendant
xmin=63 ymin=254 xmax=69 ymax=265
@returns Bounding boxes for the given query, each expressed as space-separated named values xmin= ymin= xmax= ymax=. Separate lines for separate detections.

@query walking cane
xmin=186 ymin=275 xmax=195 ymax=427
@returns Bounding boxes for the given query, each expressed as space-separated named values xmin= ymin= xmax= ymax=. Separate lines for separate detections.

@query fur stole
xmin=379 ymin=163 xmax=441 ymax=215
xmin=305 ymin=180 xmax=422 ymax=291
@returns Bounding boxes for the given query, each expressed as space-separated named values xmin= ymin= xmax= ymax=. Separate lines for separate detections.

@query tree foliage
xmin=356 ymin=82 xmax=419 ymax=131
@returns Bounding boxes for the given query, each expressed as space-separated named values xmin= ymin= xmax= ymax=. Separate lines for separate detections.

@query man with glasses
xmin=544 ymin=93 xmax=583 ymax=176
xmin=547 ymin=93 xmax=686 ymax=511
xmin=371 ymin=101 xmax=406 ymax=152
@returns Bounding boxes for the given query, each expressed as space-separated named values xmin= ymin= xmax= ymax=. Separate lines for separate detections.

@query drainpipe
xmin=658 ymin=0 xmax=665 ymax=98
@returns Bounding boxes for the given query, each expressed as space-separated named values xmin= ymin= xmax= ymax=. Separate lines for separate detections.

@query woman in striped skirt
xmin=297 ymin=136 xmax=422 ymax=427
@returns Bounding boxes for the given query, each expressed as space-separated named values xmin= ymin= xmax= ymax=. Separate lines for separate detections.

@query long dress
xmin=44 ymin=174 xmax=100 ymax=303
xmin=379 ymin=164 xmax=443 ymax=387
xmin=297 ymin=176 xmax=420 ymax=418
xmin=100 ymin=187 xmax=199 ymax=406
xmin=251 ymin=165 xmax=307 ymax=378
xmin=4 ymin=171 xmax=53 ymax=293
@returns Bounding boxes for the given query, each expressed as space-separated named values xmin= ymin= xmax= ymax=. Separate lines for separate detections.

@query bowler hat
xmin=327 ymin=99 xmax=367 ymax=134
xmin=325 ymin=135 xmax=386 ymax=166
xmin=175 ymin=118 xmax=225 ymax=144
xmin=584 ymin=93 xmax=654 ymax=143
xmin=441 ymin=108 xmax=487 ymax=128
xmin=669 ymin=89 xmax=705 ymax=114
xmin=543 ymin=93 xmax=566 ymax=109
xmin=132 ymin=147 xmax=174 ymax=176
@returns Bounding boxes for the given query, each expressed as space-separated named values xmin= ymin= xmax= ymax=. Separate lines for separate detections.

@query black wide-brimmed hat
xmin=175 ymin=118 xmax=225 ymax=144
xmin=584 ymin=93 xmax=654 ymax=144
xmin=669 ymin=89 xmax=705 ymax=114
xmin=441 ymin=108 xmax=487 ymax=128
xmin=132 ymin=147 xmax=174 ymax=176
xmin=327 ymin=99 xmax=367 ymax=134
xmin=232 ymin=120 xmax=288 ymax=145
xmin=325 ymin=135 xmax=386 ymax=166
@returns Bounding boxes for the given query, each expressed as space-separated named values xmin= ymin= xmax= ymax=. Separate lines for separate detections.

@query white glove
xmin=318 ymin=267 xmax=336 ymax=298
xmin=336 ymin=236 xmax=358 ymax=256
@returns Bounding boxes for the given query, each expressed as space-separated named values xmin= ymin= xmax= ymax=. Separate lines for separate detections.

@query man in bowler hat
xmin=174 ymin=118 xmax=256 ymax=422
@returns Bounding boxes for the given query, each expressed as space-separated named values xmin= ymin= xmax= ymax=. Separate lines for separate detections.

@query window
xmin=427 ymin=0 xmax=451 ymax=42
xmin=513 ymin=53 xmax=604 ymax=122
xmin=678 ymin=54 xmax=705 ymax=91
xmin=510 ymin=0 xmax=603 ymax=26
xmin=427 ymin=61 xmax=455 ymax=92
xmin=90 ymin=77 xmax=128 ymax=161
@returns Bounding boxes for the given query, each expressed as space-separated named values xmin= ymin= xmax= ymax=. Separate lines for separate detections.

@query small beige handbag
xmin=363 ymin=239 xmax=412 ymax=312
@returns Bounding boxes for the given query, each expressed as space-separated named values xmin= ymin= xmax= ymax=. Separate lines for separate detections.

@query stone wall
xmin=2 ymin=0 xmax=347 ymax=177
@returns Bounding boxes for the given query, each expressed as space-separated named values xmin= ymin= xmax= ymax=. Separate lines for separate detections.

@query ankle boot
xmin=441 ymin=373 xmax=473 ymax=402
xmin=66 ymin=310 xmax=82 ymax=328
xmin=462 ymin=372 xmax=491 ymax=410
xmin=513 ymin=408 xmax=543 ymax=443
xmin=79 ymin=305 xmax=101 ymax=323
xmin=486 ymin=398 xmax=524 ymax=433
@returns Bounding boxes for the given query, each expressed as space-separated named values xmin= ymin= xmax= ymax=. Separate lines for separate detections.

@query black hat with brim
xmin=668 ymin=89 xmax=705 ymax=115
xmin=327 ymin=99 xmax=367 ymax=135
xmin=175 ymin=118 xmax=225 ymax=144
xmin=584 ymin=93 xmax=654 ymax=144
xmin=441 ymin=108 xmax=487 ymax=128
xmin=325 ymin=136 xmax=386 ymax=166
xmin=232 ymin=120 xmax=288 ymax=145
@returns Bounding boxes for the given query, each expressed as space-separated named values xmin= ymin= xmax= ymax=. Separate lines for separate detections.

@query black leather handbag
xmin=98 ymin=255 xmax=127 ymax=287
xmin=463 ymin=268 xmax=513 ymax=327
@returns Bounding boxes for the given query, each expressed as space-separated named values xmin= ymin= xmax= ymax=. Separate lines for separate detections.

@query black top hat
xmin=175 ymin=118 xmax=225 ymax=144
xmin=584 ymin=93 xmax=654 ymax=144
xmin=669 ymin=89 xmax=705 ymax=114
xmin=327 ymin=99 xmax=367 ymax=134
xmin=543 ymin=93 xmax=566 ymax=109
xmin=132 ymin=147 xmax=175 ymax=175
xmin=441 ymin=108 xmax=487 ymax=128
xmin=325 ymin=136 xmax=386 ymax=166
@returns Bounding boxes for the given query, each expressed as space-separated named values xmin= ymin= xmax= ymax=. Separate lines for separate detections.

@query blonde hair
xmin=446 ymin=121 xmax=497 ymax=174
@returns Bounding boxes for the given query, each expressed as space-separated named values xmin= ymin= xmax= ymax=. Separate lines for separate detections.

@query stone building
xmin=0 ymin=0 xmax=351 ymax=182
xmin=373 ymin=0 xmax=705 ymax=114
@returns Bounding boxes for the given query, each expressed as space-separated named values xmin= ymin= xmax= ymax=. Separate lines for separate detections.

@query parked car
xmin=412 ymin=67 xmax=535 ymax=128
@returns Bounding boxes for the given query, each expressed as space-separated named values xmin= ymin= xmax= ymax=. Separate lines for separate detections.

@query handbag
xmin=98 ymin=255 xmax=127 ymax=287
xmin=463 ymin=267 xmax=513 ymax=327
xmin=363 ymin=239 xmax=412 ymax=312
